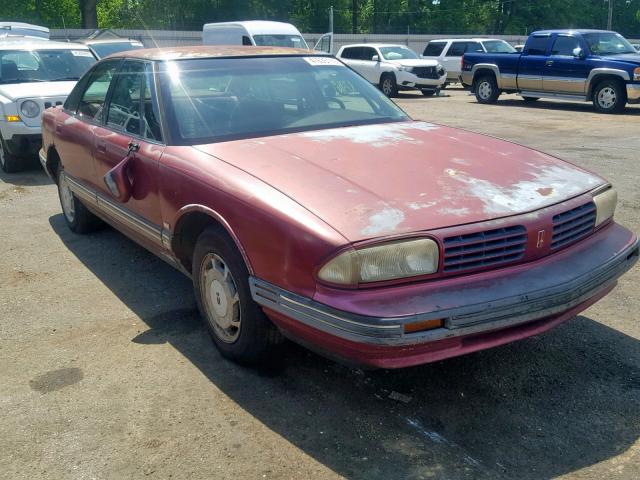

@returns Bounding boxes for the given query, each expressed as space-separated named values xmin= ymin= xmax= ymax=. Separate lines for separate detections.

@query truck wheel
xmin=593 ymin=79 xmax=626 ymax=114
xmin=57 ymin=166 xmax=102 ymax=234
xmin=192 ymin=226 xmax=283 ymax=365
xmin=523 ymin=96 xmax=539 ymax=102
xmin=0 ymin=133 xmax=21 ymax=173
xmin=380 ymin=73 xmax=398 ymax=97
xmin=475 ymin=75 xmax=500 ymax=104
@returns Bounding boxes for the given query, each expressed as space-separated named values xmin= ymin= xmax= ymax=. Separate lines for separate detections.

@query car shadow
xmin=0 ymin=164 xmax=52 ymax=187
xmin=469 ymin=97 xmax=640 ymax=115
xmin=49 ymin=213 xmax=640 ymax=479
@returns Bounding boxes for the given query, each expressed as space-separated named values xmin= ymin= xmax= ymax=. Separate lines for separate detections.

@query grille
xmin=443 ymin=225 xmax=527 ymax=273
xmin=551 ymin=202 xmax=596 ymax=250
xmin=44 ymin=100 xmax=64 ymax=109
xmin=411 ymin=66 xmax=439 ymax=79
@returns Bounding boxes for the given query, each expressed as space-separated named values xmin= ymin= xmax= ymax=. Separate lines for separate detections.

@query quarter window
xmin=77 ymin=60 xmax=119 ymax=120
xmin=551 ymin=36 xmax=581 ymax=56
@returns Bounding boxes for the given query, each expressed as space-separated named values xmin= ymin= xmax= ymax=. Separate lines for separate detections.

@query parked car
xmin=336 ymin=43 xmax=446 ymax=96
xmin=80 ymin=38 xmax=144 ymax=59
xmin=0 ymin=22 xmax=49 ymax=40
xmin=632 ymin=43 xmax=640 ymax=53
xmin=422 ymin=38 xmax=516 ymax=85
xmin=0 ymin=38 xmax=96 ymax=172
xmin=461 ymin=29 xmax=640 ymax=113
xmin=40 ymin=46 xmax=638 ymax=369
xmin=203 ymin=20 xmax=310 ymax=49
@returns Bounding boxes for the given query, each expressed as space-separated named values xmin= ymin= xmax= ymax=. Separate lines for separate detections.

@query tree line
xmin=3 ymin=1 xmax=640 ymax=36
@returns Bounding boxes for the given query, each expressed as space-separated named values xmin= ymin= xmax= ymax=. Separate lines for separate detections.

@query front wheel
xmin=57 ymin=167 xmax=102 ymax=234
xmin=379 ymin=74 xmax=398 ymax=97
xmin=192 ymin=227 xmax=283 ymax=365
xmin=592 ymin=79 xmax=626 ymax=114
xmin=0 ymin=134 xmax=21 ymax=173
xmin=475 ymin=75 xmax=500 ymax=104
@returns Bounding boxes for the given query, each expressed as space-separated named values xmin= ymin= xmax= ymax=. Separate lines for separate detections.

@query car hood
xmin=392 ymin=59 xmax=439 ymax=67
xmin=0 ymin=81 xmax=76 ymax=101
xmin=599 ymin=53 xmax=640 ymax=65
xmin=195 ymin=121 xmax=605 ymax=242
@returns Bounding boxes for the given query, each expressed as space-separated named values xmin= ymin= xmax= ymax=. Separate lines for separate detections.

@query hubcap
xmin=58 ymin=172 xmax=76 ymax=223
xmin=201 ymin=253 xmax=241 ymax=343
xmin=597 ymin=87 xmax=617 ymax=109
xmin=478 ymin=81 xmax=492 ymax=100
xmin=382 ymin=79 xmax=392 ymax=95
xmin=0 ymin=140 xmax=5 ymax=168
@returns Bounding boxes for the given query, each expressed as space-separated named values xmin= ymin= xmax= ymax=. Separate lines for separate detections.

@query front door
xmin=543 ymin=35 xmax=589 ymax=94
xmin=93 ymin=60 xmax=165 ymax=247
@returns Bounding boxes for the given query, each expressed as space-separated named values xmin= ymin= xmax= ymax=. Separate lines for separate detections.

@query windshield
xmin=252 ymin=34 xmax=308 ymax=49
xmin=90 ymin=42 xmax=143 ymax=59
xmin=158 ymin=56 xmax=408 ymax=145
xmin=583 ymin=32 xmax=636 ymax=55
xmin=0 ymin=49 xmax=96 ymax=84
xmin=379 ymin=46 xmax=419 ymax=61
xmin=482 ymin=40 xmax=516 ymax=53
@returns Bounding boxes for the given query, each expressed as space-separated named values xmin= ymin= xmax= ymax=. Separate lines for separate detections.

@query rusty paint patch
xmin=537 ymin=187 xmax=554 ymax=196
xmin=362 ymin=207 xmax=405 ymax=236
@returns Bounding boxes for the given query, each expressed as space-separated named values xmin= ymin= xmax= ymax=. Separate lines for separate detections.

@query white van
xmin=203 ymin=21 xmax=309 ymax=49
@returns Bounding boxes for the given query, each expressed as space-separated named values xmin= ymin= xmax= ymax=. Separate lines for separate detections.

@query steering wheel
xmin=326 ymin=97 xmax=346 ymax=110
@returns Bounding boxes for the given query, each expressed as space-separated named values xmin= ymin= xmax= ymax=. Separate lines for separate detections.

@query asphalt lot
xmin=1 ymin=88 xmax=639 ymax=480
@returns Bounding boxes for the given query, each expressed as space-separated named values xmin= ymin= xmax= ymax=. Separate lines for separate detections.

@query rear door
xmin=358 ymin=46 xmax=381 ymax=83
xmin=518 ymin=34 xmax=551 ymax=91
xmin=543 ymin=34 xmax=589 ymax=94
xmin=442 ymin=41 xmax=467 ymax=77
xmin=93 ymin=60 xmax=165 ymax=245
xmin=314 ymin=33 xmax=333 ymax=53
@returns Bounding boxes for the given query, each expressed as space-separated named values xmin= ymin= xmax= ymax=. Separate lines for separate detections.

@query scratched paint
xmin=299 ymin=121 xmax=439 ymax=148
xmin=361 ymin=207 xmax=405 ymax=236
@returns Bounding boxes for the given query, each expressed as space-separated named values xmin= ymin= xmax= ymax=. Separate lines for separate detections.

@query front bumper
xmin=397 ymin=71 xmax=447 ymax=90
xmin=627 ymin=83 xmax=640 ymax=104
xmin=1 ymin=120 xmax=42 ymax=157
xmin=251 ymin=223 xmax=637 ymax=368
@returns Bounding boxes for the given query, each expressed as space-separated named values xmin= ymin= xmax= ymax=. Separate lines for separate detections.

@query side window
xmin=361 ymin=47 xmax=377 ymax=61
xmin=526 ymin=36 xmax=550 ymax=56
xmin=340 ymin=47 xmax=358 ymax=60
xmin=106 ymin=61 xmax=144 ymax=136
xmin=551 ymin=36 xmax=581 ymax=56
xmin=467 ymin=42 xmax=483 ymax=53
xmin=141 ymin=63 xmax=163 ymax=142
xmin=242 ymin=36 xmax=252 ymax=46
xmin=423 ymin=42 xmax=445 ymax=56
xmin=77 ymin=60 xmax=119 ymax=120
xmin=447 ymin=42 xmax=467 ymax=57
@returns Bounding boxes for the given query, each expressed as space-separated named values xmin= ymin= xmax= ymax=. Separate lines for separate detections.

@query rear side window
xmin=551 ymin=36 xmax=581 ymax=56
xmin=447 ymin=42 xmax=467 ymax=57
xmin=526 ymin=36 xmax=550 ymax=56
xmin=76 ymin=60 xmax=119 ymax=120
xmin=423 ymin=42 xmax=445 ymax=56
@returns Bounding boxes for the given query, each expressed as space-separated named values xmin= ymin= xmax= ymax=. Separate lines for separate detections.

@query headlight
xmin=20 ymin=100 xmax=40 ymax=118
xmin=318 ymin=238 xmax=440 ymax=286
xmin=397 ymin=66 xmax=407 ymax=72
xmin=634 ymin=67 xmax=640 ymax=81
xmin=593 ymin=187 xmax=617 ymax=227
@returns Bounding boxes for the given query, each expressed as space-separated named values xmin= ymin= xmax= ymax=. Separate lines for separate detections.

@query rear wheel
xmin=379 ymin=73 xmax=398 ymax=97
xmin=192 ymin=226 xmax=283 ymax=364
xmin=592 ymin=79 xmax=626 ymax=114
xmin=57 ymin=166 xmax=102 ymax=234
xmin=475 ymin=75 xmax=500 ymax=104
xmin=0 ymin=134 xmax=21 ymax=173
xmin=522 ymin=96 xmax=539 ymax=102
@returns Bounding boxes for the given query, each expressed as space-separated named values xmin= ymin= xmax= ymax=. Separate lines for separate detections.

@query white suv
xmin=0 ymin=39 xmax=96 ymax=172
xmin=336 ymin=43 xmax=446 ymax=97
xmin=421 ymin=38 xmax=516 ymax=85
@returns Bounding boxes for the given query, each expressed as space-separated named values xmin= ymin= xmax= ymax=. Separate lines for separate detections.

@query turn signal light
xmin=404 ymin=318 xmax=444 ymax=334
xmin=5 ymin=115 xmax=20 ymax=122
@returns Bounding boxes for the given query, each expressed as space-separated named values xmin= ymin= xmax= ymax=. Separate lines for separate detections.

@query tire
xmin=474 ymin=75 xmax=500 ymax=104
xmin=192 ymin=226 xmax=283 ymax=365
xmin=592 ymin=79 xmax=626 ymax=114
xmin=379 ymin=73 xmax=398 ymax=97
xmin=0 ymin=133 xmax=21 ymax=173
xmin=56 ymin=166 xmax=102 ymax=234
xmin=421 ymin=89 xmax=436 ymax=97
xmin=522 ymin=96 xmax=539 ymax=102
xmin=440 ymin=82 xmax=449 ymax=90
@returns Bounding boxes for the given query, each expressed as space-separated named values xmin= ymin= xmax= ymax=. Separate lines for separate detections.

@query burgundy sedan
xmin=40 ymin=46 xmax=638 ymax=369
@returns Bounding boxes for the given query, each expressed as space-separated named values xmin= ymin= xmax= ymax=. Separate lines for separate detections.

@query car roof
xmin=531 ymin=29 xmax=615 ymax=36
xmin=81 ymin=38 xmax=143 ymax=45
xmin=203 ymin=21 xmax=302 ymax=36
xmin=427 ymin=38 xmax=505 ymax=43
xmin=340 ymin=43 xmax=412 ymax=49
xmin=0 ymin=22 xmax=49 ymax=33
xmin=109 ymin=45 xmax=318 ymax=61
xmin=0 ymin=39 xmax=90 ymax=50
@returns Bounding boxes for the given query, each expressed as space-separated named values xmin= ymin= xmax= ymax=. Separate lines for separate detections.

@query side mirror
xmin=573 ymin=47 xmax=586 ymax=59
xmin=372 ymin=55 xmax=379 ymax=62
xmin=103 ymin=153 xmax=133 ymax=202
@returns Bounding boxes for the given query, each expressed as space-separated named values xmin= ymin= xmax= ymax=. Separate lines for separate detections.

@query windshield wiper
xmin=50 ymin=76 xmax=80 ymax=81
xmin=0 ymin=78 xmax=47 ymax=84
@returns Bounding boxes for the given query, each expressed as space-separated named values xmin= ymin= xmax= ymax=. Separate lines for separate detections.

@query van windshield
xmin=252 ymin=34 xmax=308 ymax=49
xmin=0 ymin=49 xmax=96 ymax=84
xmin=158 ymin=55 xmax=408 ymax=145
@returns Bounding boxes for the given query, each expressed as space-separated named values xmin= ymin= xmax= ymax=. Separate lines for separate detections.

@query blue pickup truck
xmin=460 ymin=29 xmax=640 ymax=113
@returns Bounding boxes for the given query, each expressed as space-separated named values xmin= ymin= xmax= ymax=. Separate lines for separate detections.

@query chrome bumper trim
xmin=250 ymin=239 xmax=638 ymax=346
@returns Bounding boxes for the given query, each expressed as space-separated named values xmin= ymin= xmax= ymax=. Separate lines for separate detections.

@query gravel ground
xmin=1 ymin=88 xmax=639 ymax=480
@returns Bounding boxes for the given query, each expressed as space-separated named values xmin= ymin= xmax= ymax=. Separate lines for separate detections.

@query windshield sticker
xmin=304 ymin=57 xmax=342 ymax=67
xmin=71 ymin=50 xmax=94 ymax=57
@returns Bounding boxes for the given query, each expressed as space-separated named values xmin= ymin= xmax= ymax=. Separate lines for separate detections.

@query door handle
xmin=545 ymin=60 xmax=554 ymax=66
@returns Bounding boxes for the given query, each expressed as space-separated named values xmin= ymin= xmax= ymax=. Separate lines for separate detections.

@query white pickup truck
xmin=0 ymin=38 xmax=96 ymax=172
